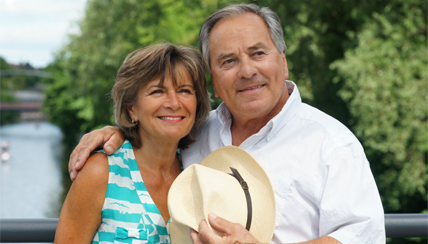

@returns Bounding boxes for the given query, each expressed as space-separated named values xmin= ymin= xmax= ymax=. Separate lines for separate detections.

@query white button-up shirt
xmin=182 ymin=81 xmax=385 ymax=243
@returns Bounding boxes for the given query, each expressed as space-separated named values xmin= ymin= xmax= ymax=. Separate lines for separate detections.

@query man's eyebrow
xmin=216 ymin=43 xmax=270 ymax=63
xmin=217 ymin=53 xmax=234 ymax=63
xmin=247 ymin=42 xmax=269 ymax=52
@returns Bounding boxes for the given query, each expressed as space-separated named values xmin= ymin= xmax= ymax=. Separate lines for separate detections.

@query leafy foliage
xmin=1 ymin=57 xmax=20 ymax=124
xmin=331 ymin=0 xmax=427 ymax=212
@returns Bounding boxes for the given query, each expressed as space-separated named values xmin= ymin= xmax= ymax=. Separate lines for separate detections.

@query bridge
xmin=0 ymin=101 xmax=42 ymax=112
xmin=0 ymin=69 xmax=53 ymax=78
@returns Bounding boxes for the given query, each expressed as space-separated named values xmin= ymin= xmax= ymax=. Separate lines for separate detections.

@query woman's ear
xmin=127 ymin=105 xmax=136 ymax=121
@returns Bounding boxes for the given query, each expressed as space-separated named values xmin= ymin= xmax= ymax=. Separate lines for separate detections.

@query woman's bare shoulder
xmin=55 ymin=152 xmax=109 ymax=243
xmin=74 ymin=152 xmax=109 ymax=186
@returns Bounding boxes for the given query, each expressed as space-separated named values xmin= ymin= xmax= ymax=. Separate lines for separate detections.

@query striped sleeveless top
xmin=92 ymin=140 xmax=175 ymax=244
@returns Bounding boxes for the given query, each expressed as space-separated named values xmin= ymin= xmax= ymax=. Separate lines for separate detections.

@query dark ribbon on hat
xmin=229 ymin=167 xmax=252 ymax=231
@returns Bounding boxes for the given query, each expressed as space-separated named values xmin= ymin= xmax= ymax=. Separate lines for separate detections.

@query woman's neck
xmin=132 ymin=137 xmax=180 ymax=174
xmin=131 ymin=137 xmax=181 ymax=225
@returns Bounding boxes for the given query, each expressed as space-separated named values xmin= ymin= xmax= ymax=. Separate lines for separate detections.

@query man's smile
xmin=238 ymin=84 xmax=266 ymax=92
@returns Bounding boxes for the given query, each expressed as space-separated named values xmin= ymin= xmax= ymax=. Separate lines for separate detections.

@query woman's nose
xmin=164 ymin=91 xmax=180 ymax=110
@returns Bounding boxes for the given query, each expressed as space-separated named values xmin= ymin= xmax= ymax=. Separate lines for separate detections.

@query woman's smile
xmin=158 ymin=116 xmax=185 ymax=122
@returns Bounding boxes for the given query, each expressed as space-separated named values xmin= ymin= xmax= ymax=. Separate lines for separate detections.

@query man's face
xmin=208 ymin=13 xmax=289 ymax=123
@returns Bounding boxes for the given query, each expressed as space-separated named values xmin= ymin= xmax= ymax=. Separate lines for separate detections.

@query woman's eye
xmin=179 ymin=89 xmax=193 ymax=94
xmin=150 ymin=90 xmax=163 ymax=95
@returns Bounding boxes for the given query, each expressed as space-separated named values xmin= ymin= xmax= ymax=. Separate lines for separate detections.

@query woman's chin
xmin=158 ymin=131 xmax=189 ymax=142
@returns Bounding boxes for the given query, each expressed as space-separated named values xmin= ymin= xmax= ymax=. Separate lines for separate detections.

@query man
xmin=69 ymin=4 xmax=385 ymax=243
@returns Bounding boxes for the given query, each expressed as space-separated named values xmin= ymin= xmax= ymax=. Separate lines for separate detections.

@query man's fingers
xmin=68 ymin=126 xmax=123 ymax=181
xmin=102 ymin=126 xmax=124 ymax=155
xmin=207 ymin=212 xmax=260 ymax=244
xmin=190 ymin=229 xmax=205 ymax=244
xmin=207 ymin=212 xmax=233 ymax=235
xmin=198 ymin=219 xmax=214 ymax=244
xmin=74 ymin=133 xmax=102 ymax=171
xmin=69 ymin=148 xmax=78 ymax=180
xmin=68 ymin=133 xmax=90 ymax=180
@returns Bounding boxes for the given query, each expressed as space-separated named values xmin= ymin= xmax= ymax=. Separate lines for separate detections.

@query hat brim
xmin=168 ymin=146 xmax=276 ymax=243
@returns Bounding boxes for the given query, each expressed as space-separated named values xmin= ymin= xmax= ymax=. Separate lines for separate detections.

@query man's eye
xmin=254 ymin=51 xmax=265 ymax=56
xmin=222 ymin=59 xmax=234 ymax=67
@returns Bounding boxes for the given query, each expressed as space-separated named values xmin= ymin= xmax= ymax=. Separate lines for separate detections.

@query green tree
xmin=0 ymin=57 xmax=20 ymax=125
xmin=331 ymin=0 xmax=427 ymax=213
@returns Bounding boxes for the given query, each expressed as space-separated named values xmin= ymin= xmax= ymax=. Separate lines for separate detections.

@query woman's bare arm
xmin=55 ymin=153 xmax=109 ymax=243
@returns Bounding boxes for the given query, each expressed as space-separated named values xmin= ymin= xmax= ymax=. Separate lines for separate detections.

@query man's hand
xmin=68 ymin=126 xmax=124 ymax=181
xmin=189 ymin=213 xmax=341 ymax=244
xmin=190 ymin=213 xmax=261 ymax=244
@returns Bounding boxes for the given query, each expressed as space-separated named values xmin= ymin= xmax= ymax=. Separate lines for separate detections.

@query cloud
xmin=0 ymin=0 xmax=87 ymax=68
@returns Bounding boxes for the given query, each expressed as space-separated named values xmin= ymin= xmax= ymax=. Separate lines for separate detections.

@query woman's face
xmin=128 ymin=67 xmax=197 ymax=144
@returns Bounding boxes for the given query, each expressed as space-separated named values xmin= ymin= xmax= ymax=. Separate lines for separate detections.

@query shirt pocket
xmin=114 ymin=226 xmax=149 ymax=244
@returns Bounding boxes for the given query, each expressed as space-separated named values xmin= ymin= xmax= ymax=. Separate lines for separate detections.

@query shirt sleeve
xmin=318 ymin=140 xmax=385 ymax=243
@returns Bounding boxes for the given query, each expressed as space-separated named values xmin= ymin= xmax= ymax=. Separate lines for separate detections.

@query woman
xmin=55 ymin=43 xmax=210 ymax=243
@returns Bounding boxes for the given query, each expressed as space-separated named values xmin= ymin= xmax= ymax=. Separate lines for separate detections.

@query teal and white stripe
xmin=92 ymin=140 xmax=171 ymax=244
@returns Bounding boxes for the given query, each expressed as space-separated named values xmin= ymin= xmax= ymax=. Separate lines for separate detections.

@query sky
xmin=0 ymin=0 xmax=87 ymax=69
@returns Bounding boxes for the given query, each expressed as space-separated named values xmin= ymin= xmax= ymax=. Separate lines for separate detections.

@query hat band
xmin=229 ymin=167 xmax=252 ymax=231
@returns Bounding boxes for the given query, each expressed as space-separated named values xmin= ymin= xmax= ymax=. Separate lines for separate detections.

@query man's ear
xmin=211 ymin=74 xmax=220 ymax=98
xmin=282 ymin=53 xmax=289 ymax=80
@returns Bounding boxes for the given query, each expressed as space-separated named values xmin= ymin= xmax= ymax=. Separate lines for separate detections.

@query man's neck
xmin=230 ymin=86 xmax=291 ymax=146
xmin=231 ymin=118 xmax=269 ymax=146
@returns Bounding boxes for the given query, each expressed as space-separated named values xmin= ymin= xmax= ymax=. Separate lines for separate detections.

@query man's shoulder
xmin=195 ymin=109 xmax=222 ymax=137
xmin=182 ymin=110 xmax=223 ymax=167
xmin=296 ymin=103 xmax=358 ymax=145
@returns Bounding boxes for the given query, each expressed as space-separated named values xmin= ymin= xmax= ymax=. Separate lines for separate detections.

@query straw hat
xmin=168 ymin=146 xmax=276 ymax=243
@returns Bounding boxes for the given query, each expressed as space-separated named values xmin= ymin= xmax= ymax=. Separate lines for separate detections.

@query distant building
xmin=9 ymin=62 xmax=35 ymax=70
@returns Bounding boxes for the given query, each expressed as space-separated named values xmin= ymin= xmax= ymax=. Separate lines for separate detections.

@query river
xmin=0 ymin=121 xmax=67 ymax=220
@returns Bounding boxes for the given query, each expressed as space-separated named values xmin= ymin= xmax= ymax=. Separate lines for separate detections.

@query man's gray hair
xmin=198 ymin=4 xmax=287 ymax=72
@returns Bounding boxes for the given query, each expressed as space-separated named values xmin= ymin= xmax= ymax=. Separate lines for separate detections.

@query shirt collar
xmin=216 ymin=102 xmax=232 ymax=126
xmin=216 ymin=80 xmax=302 ymax=141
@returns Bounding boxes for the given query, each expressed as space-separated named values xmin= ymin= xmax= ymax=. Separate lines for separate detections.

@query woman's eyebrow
xmin=177 ymin=84 xmax=194 ymax=88
xmin=147 ymin=84 xmax=164 ymax=89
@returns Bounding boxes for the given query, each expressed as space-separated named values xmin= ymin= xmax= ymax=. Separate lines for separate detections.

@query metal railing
xmin=1 ymin=214 xmax=427 ymax=242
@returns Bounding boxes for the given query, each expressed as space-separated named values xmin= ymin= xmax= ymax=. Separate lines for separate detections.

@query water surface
xmin=1 ymin=121 xmax=65 ymax=219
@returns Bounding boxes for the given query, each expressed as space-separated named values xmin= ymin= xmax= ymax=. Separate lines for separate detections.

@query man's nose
xmin=237 ymin=58 xmax=257 ymax=79
xmin=164 ymin=91 xmax=180 ymax=110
